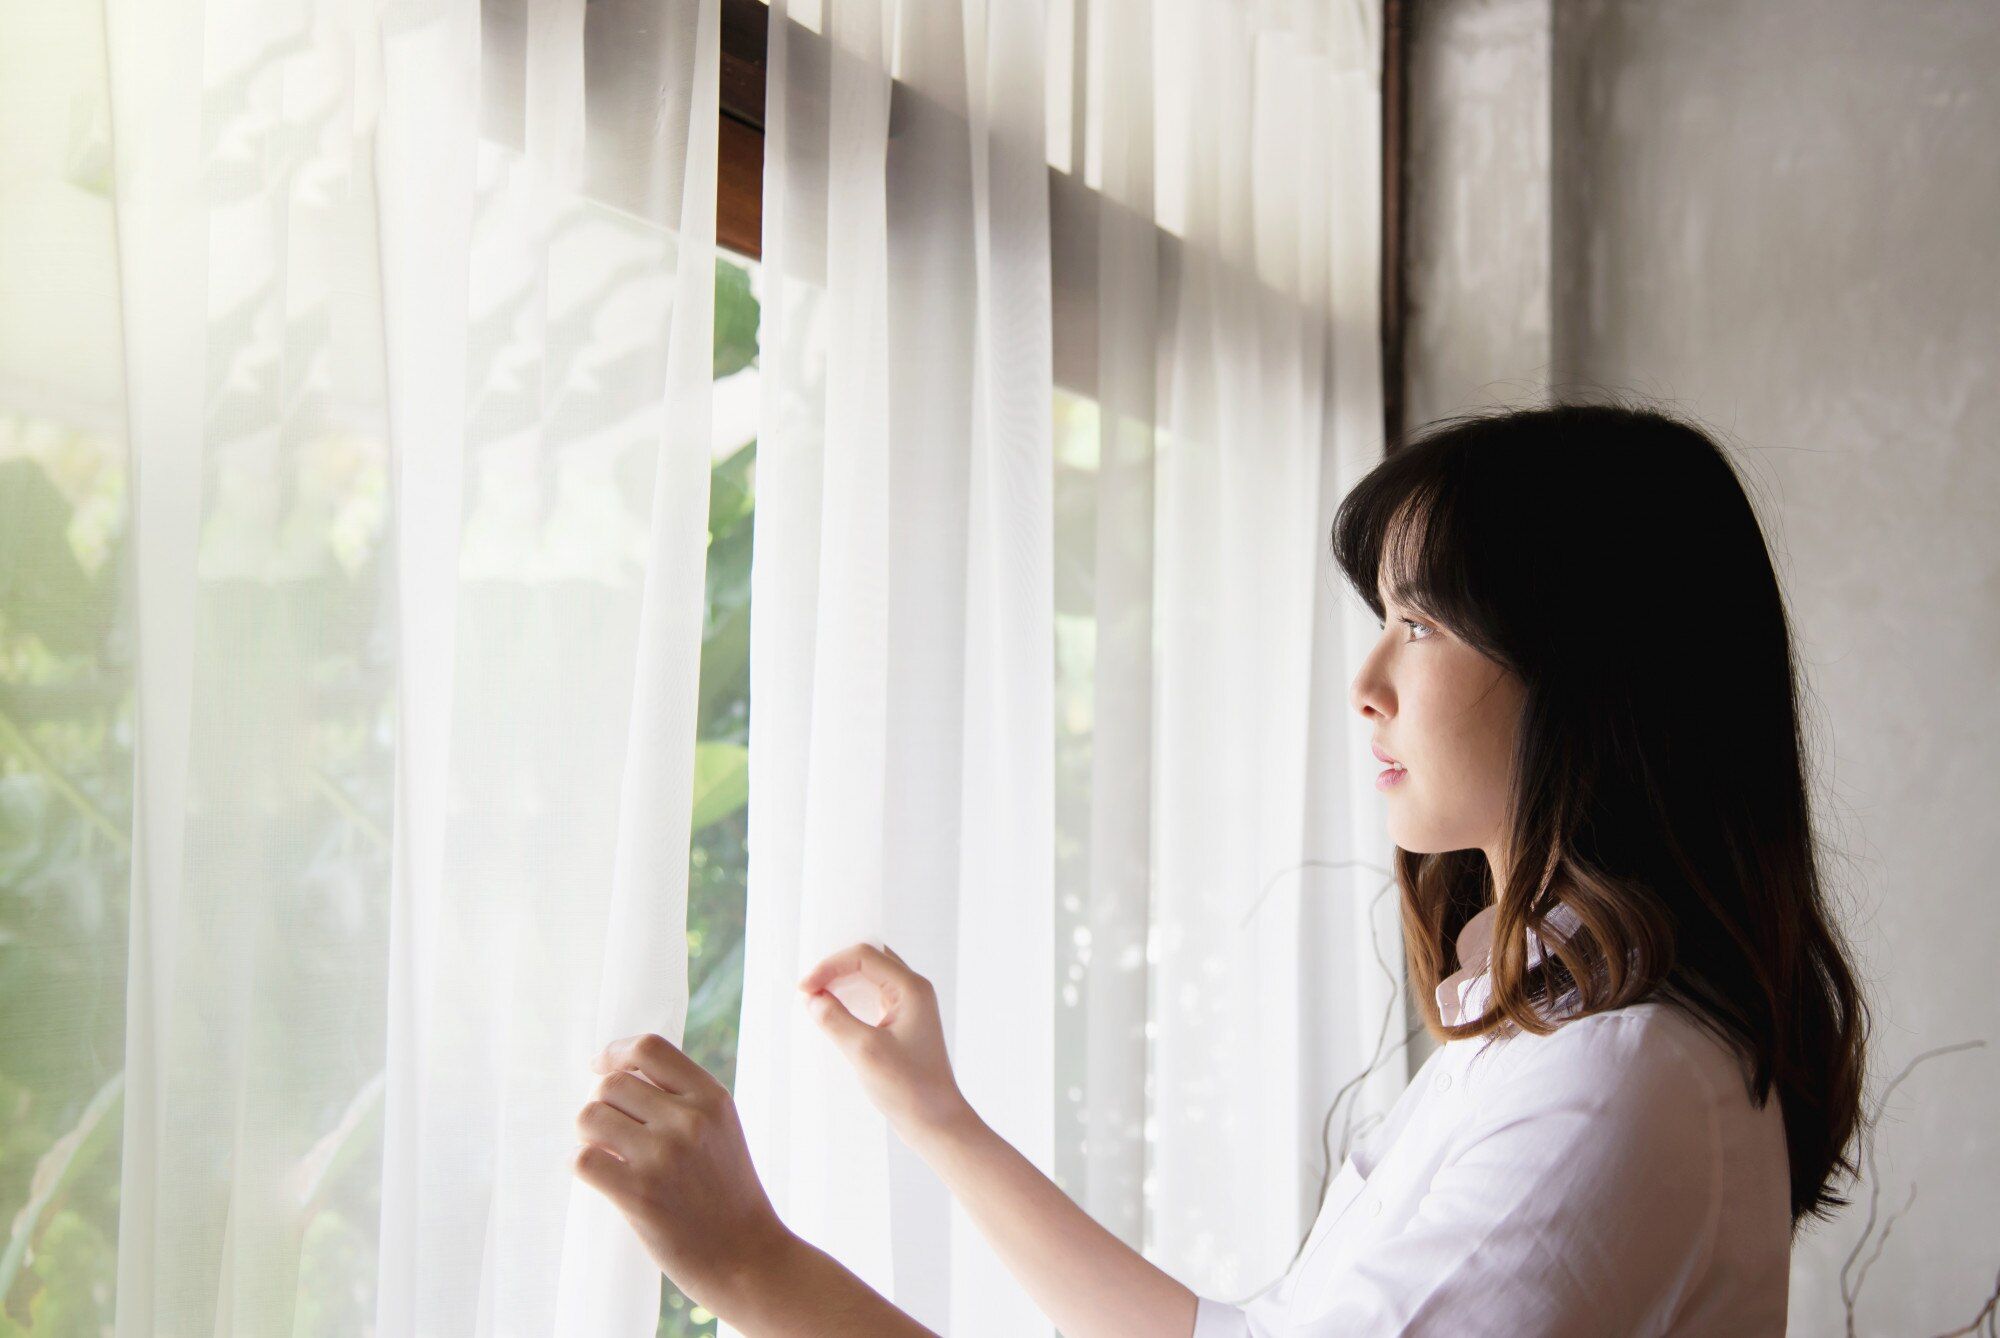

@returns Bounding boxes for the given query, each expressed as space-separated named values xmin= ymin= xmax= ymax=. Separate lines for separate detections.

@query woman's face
xmin=1349 ymin=571 xmax=1525 ymax=871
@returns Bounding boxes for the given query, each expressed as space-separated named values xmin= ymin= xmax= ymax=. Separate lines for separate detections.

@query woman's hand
xmin=798 ymin=942 xmax=972 ymax=1141
xmin=571 ymin=1033 xmax=794 ymax=1312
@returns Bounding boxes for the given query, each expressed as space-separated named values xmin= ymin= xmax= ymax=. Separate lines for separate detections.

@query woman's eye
xmin=1403 ymin=618 xmax=1433 ymax=641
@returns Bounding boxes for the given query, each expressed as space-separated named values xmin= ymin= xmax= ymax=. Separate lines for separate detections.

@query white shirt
xmin=1192 ymin=901 xmax=1793 ymax=1337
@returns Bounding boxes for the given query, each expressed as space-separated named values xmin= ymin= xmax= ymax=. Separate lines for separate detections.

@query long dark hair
xmin=1329 ymin=400 xmax=1869 ymax=1232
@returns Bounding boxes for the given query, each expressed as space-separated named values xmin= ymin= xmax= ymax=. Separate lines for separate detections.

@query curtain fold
xmin=9 ymin=0 xmax=1388 ymax=1329
xmin=94 ymin=0 xmax=721 ymax=1330
xmin=737 ymin=2 xmax=1058 ymax=1331
xmin=736 ymin=0 xmax=1394 ymax=1332
xmin=1145 ymin=1 xmax=1401 ymax=1302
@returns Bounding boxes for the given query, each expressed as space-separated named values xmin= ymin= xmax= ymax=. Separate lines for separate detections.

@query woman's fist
xmin=571 ymin=1033 xmax=794 ymax=1313
xmin=797 ymin=942 xmax=971 ymax=1140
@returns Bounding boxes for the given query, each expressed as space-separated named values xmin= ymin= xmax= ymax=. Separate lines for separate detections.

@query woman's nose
xmin=1350 ymin=661 xmax=1391 ymax=721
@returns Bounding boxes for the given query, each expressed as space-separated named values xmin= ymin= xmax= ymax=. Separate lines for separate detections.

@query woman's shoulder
xmin=1463 ymin=995 xmax=1762 ymax=1120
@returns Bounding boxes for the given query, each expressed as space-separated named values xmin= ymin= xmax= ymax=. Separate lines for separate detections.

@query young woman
xmin=574 ymin=403 xmax=1870 ymax=1337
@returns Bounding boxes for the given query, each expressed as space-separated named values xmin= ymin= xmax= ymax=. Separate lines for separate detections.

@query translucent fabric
xmin=3 ymin=0 xmax=1391 ymax=1331
xmin=733 ymin=1 xmax=1396 ymax=1333
xmin=92 ymin=0 xmax=719 ymax=1331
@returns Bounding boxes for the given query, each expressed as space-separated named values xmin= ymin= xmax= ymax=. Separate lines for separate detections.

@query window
xmin=0 ymin=5 xmax=137 ymax=1326
xmin=0 ymin=6 xmax=763 ymax=1331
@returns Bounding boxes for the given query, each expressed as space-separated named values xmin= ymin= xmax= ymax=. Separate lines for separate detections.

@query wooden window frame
xmin=716 ymin=0 xmax=1407 ymax=445
xmin=717 ymin=0 xmax=770 ymax=266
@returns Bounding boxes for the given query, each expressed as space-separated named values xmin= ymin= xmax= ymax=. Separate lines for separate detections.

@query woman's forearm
xmin=789 ymin=944 xmax=1196 ymax=1332
xmin=708 ymin=1229 xmax=940 ymax=1338
xmin=710 ymin=1105 xmax=1197 ymax=1337
xmin=904 ymin=1105 xmax=1200 ymax=1338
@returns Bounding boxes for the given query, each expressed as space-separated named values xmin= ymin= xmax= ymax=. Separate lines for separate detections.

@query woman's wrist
xmin=691 ymin=1100 xmax=984 ymax=1333
xmin=899 ymin=1093 xmax=987 ymax=1159
xmin=704 ymin=1224 xmax=938 ymax=1337
xmin=694 ymin=1218 xmax=804 ymax=1321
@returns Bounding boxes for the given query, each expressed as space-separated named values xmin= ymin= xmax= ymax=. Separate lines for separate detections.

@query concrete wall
xmin=1404 ymin=2 xmax=2000 ymax=1331
xmin=1403 ymin=0 xmax=1553 ymax=428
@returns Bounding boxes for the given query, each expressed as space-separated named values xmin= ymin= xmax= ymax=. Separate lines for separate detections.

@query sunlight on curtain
xmin=736 ymin=2 xmax=1057 ymax=1333
xmin=1055 ymin=0 xmax=1406 ymax=1306
xmin=1133 ymin=1 xmax=1403 ymax=1304
xmin=5 ymin=0 xmax=1394 ymax=1330
xmin=0 ymin=4 xmax=132 ymax=1330
xmin=736 ymin=1 xmax=1395 ymax=1333
xmin=0 ymin=0 xmax=714 ymax=1331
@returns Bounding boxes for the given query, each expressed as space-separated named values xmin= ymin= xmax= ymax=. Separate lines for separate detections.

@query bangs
xmin=1331 ymin=456 xmax=1461 ymax=628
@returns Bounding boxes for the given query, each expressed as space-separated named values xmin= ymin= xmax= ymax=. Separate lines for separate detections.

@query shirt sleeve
xmin=1193 ymin=1290 xmax=1283 ymax=1338
xmin=1188 ymin=1013 xmax=1725 ymax=1338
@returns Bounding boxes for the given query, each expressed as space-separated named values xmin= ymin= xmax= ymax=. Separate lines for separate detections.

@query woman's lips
xmin=1371 ymin=741 xmax=1406 ymax=789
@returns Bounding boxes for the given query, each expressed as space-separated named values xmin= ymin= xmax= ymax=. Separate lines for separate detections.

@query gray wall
xmin=1404 ymin=2 xmax=2000 ymax=1332
xmin=1404 ymin=0 xmax=1553 ymax=428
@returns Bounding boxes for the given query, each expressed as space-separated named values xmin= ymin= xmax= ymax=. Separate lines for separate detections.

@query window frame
xmin=715 ymin=0 xmax=1407 ymax=443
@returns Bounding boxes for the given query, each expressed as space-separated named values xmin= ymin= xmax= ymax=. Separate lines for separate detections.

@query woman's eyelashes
xmin=1376 ymin=616 xmax=1434 ymax=642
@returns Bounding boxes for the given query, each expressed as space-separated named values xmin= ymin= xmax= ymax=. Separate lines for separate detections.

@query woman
xmin=573 ymin=403 xmax=1871 ymax=1337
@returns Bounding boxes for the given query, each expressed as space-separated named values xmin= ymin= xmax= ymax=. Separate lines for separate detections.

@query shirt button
xmin=1367 ymin=1198 xmax=1383 ymax=1217
xmin=1437 ymin=1072 xmax=1453 ymax=1091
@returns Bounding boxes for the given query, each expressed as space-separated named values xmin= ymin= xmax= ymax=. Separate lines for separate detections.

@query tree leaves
xmin=0 ymin=1070 xmax=121 ymax=1323
xmin=712 ymin=259 xmax=760 ymax=380
xmin=690 ymin=741 xmax=749 ymax=834
xmin=0 ymin=459 xmax=112 ymax=656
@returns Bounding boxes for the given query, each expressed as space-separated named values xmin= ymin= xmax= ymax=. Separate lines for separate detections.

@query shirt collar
xmin=1435 ymin=899 xmax=1585 ymax=1027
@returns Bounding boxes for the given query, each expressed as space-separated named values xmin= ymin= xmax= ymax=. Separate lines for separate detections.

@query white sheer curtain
xmin=4 ymin=0 xmax=1390 ymax=1329
xmin=94 ymin=0 xmax=718 ymax=1331
xmin=735 ymin=1 xmax=1397 ymax=1334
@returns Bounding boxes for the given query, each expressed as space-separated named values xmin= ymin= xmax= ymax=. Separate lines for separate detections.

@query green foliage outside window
xmin=0 ymin=256 xmax=761 ymax=1337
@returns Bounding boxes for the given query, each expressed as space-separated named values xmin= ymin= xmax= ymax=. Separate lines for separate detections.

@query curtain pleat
xmin=738 ymin=0 xmax=1392 ymax=1332
xmin=73 ymin=0 xmax=1387 ymax=1328
xmin=96 ymin=0 xmax=720 ymax=1330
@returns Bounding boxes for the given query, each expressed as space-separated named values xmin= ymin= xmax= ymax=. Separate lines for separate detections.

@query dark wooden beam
xmin=719 ymin=0 xmax=768 ymax=130
xmin=1381 ymin=0 xmax=1410 ymax=452
xmin=718 ymin=0 xmax=768 ymax=259
xmin=719 ymin=113 xmax=763 ymax=260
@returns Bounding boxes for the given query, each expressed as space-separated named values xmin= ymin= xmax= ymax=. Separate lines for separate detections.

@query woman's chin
xmin=1386 ymin=817 xmax=1455 ymax=857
